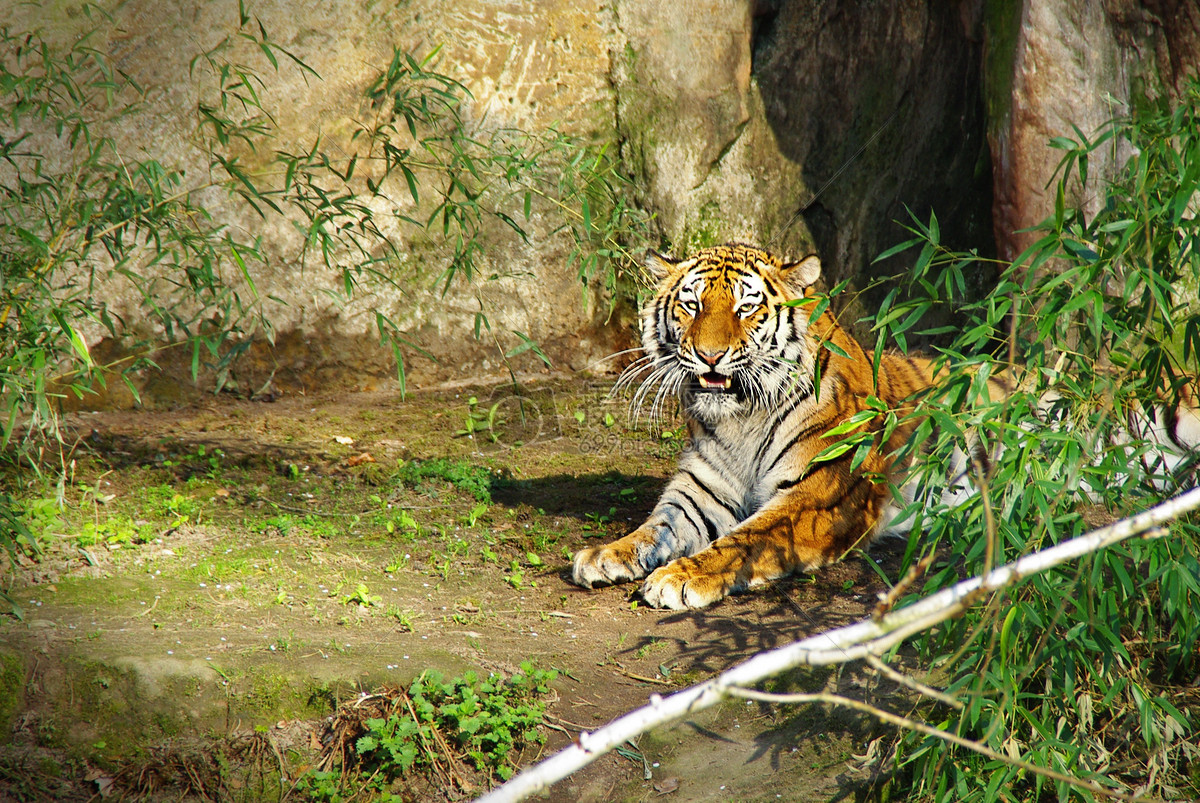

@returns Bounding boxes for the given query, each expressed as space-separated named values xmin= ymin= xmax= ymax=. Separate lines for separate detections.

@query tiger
xmin=570 ymin=242 xmax=1200 ymax=610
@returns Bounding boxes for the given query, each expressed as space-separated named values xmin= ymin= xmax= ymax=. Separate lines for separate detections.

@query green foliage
xmin=13 ymin=496 xmax=60 ymax=551
xmin=0 ymin=493 xmax=39 ymax=618
xmin=161 ymin=446 xmax=224 ymax=479
xmin=0 ymin=18 xmax=275 ymax=444
xmin=871 ymin=81 xmax=1200 ymax=801
xmin=396 ymin=458 xmax=492 ymax=503
xmin=294 ymin=769 xmax=344 ymax=803
xmin=354 ymin=663 xmax=557 ymax=786
xmin=557 ymin=143 xmax=654 ymax=313
xmin=457 ymin=395 xmax=504 ymax=443
xmin=134 ymin=484 xmax=200 ymax=521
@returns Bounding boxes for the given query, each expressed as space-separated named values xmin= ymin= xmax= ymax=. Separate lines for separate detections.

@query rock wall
xmin=11 ymin=0 xmax=626 ymax=402
xmin=11 ymin=0 xmax=1200 ymax=406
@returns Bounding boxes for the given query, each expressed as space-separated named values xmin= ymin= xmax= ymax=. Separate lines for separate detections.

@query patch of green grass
xmin=373 ymin=509 xmax=420 ymax=538
xmin=396 ymin=458 xmax=492 ymax=503
xmin=133 ymin=484 xmax=200 ymax=521
xmin=634 ymin=638 xmax=665 ymax=660
xmin=180 ymin=554 xmax=255 ymax=583
xmin=384 ymin=554 xmax=410 ymax=573
xmin=248 ymin=513 xmax=340 ymax=539
xmin=522 ymin=520 xmax=566 ymax=554
xmin=299 ymin=515 xmax=342 ymax=539
xmin=6 ymin=497 xmax=55 ymax=579
xmin=162 ymin=445 xmax=225 ymax=478
xmin=248 ymin=514 xmax=297 ymax=536
xmin=462 ymin=501 xmax=488 ymax=527
xmin=295 ymin=769 xmax=344 ymax=802
xmin=480 ymin=542 xmax=499 ymax=564
xmin=0 ymin=649 xmax=25 ymax=739
xmin=385 ymin=606 xmax=418 ymax=632
xmin=504 ymin=560 xmax=531 ymax=590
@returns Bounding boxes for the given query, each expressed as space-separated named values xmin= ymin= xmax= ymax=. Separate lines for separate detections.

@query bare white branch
xmin=476 ymin=486 xmax=1200 ymax=803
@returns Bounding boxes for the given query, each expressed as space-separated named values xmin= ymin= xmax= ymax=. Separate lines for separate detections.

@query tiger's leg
xmin=571 ymin=473 xmax=740 ymax=588
xmin=639 ymin=481 xmax=882 ymax=609
xmin=570 ymin=523 xmax=688 ymax=588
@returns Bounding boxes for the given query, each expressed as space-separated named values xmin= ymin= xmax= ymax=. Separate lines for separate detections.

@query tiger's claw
xmin=571 ymin=544 xmax=647 ymax=588
xmin=639 ymin=562 xmax=732 ymax=610
xmin=570 ymin=526 xmax=671 ymax=589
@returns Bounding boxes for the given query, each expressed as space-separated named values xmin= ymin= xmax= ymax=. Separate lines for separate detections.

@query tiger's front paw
xmin=571 ymin=529 xmax=657 ymax=588
xmin=639 ymin=561 xmax=733 ymax=610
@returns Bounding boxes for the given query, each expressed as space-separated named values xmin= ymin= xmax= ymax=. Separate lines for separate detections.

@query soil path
xmin=1 ymin=379 xmax=905 ymax=801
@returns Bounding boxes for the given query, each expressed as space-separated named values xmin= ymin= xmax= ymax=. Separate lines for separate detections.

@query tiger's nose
xmin=696 ymin=348 xmax=726 ymax=367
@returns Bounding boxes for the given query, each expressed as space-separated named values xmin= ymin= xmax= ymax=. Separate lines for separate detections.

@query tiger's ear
xmin=779 ymin=254 xmax=822 ymax=292
xmin=644 ymin=249 xmax=679 ymax=280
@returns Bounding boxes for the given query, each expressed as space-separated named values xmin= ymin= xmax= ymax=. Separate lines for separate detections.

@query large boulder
xmin=987 ymin=0 xmax=1200 ymax=261
xmin=616 ymin=0 xmax=994 ymax=295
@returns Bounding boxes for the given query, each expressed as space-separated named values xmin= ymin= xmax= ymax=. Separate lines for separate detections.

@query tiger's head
xmin=627 ymin=242 xmax=824 ymax=423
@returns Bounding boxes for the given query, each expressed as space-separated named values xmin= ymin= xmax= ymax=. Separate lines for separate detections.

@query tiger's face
xmin=632 ymin=243 xmax=823 ymax=423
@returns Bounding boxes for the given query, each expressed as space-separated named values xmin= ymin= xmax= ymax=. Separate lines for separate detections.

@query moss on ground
xmin=0 ymin=649 xmax=23 ymax=744
xmin=0 ymin=380 xmax=897 ymax=801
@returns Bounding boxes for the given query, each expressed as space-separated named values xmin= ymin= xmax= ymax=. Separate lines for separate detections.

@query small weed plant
xmin=457 ymin=396 xmax=504 ymax=443
xmin=351 ymin=663 xmax=557 ymax=791
xmin=341 ymin=583 xmax=381 ymax=608
xmin=76 ymin=516 xmax=152 ymax=548
xmin=863 ymin=81 xmax=1200 ymax=801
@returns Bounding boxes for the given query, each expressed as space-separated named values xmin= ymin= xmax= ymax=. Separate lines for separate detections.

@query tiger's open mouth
xmin=697 ymin=371 xmax=733 ymax=391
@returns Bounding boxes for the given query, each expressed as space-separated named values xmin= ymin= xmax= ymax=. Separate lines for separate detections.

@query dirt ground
xmin=0 ymin=376 xmax=912 ymax=802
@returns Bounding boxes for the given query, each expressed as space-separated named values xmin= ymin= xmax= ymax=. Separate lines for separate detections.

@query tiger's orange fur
xmin=571 ymin=244 xmax=955 ymax=608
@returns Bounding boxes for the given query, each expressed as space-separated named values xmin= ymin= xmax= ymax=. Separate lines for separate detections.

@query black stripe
xmin=775 ymin=458 xmax=862 ymax=495
xmin=770 ymin=309 xmax=787 ymax=349
xmin=770 ymin=380 xmax=812 ymax=426
xmin=1158 ymin=403 xmax=1184 ymax=450
xmin=763 ymin=375 xmax=847 ymax=474
xmin=655 ymin=296 xmax=670 ymax=343
xmin=681 ymin=469 xmax=740 ymax=520
xmin=902 ymin=355 xmax=928 ymax=395
xmin=676 ymin=490 xmax=721 ymax=542
xmin=752 ymin=391 xmax=810 ymax=465
xmin=762 ymin=418 xmax=830 ymax=476
xmin=661 ymin=500 xmax=711 ymax=541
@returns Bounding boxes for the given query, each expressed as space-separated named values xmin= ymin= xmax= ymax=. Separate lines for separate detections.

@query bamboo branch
xmin=862 ymin=654 xmax=961 ymax=710
xmin=475 ymin=486 xmax=1200 ymax=803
